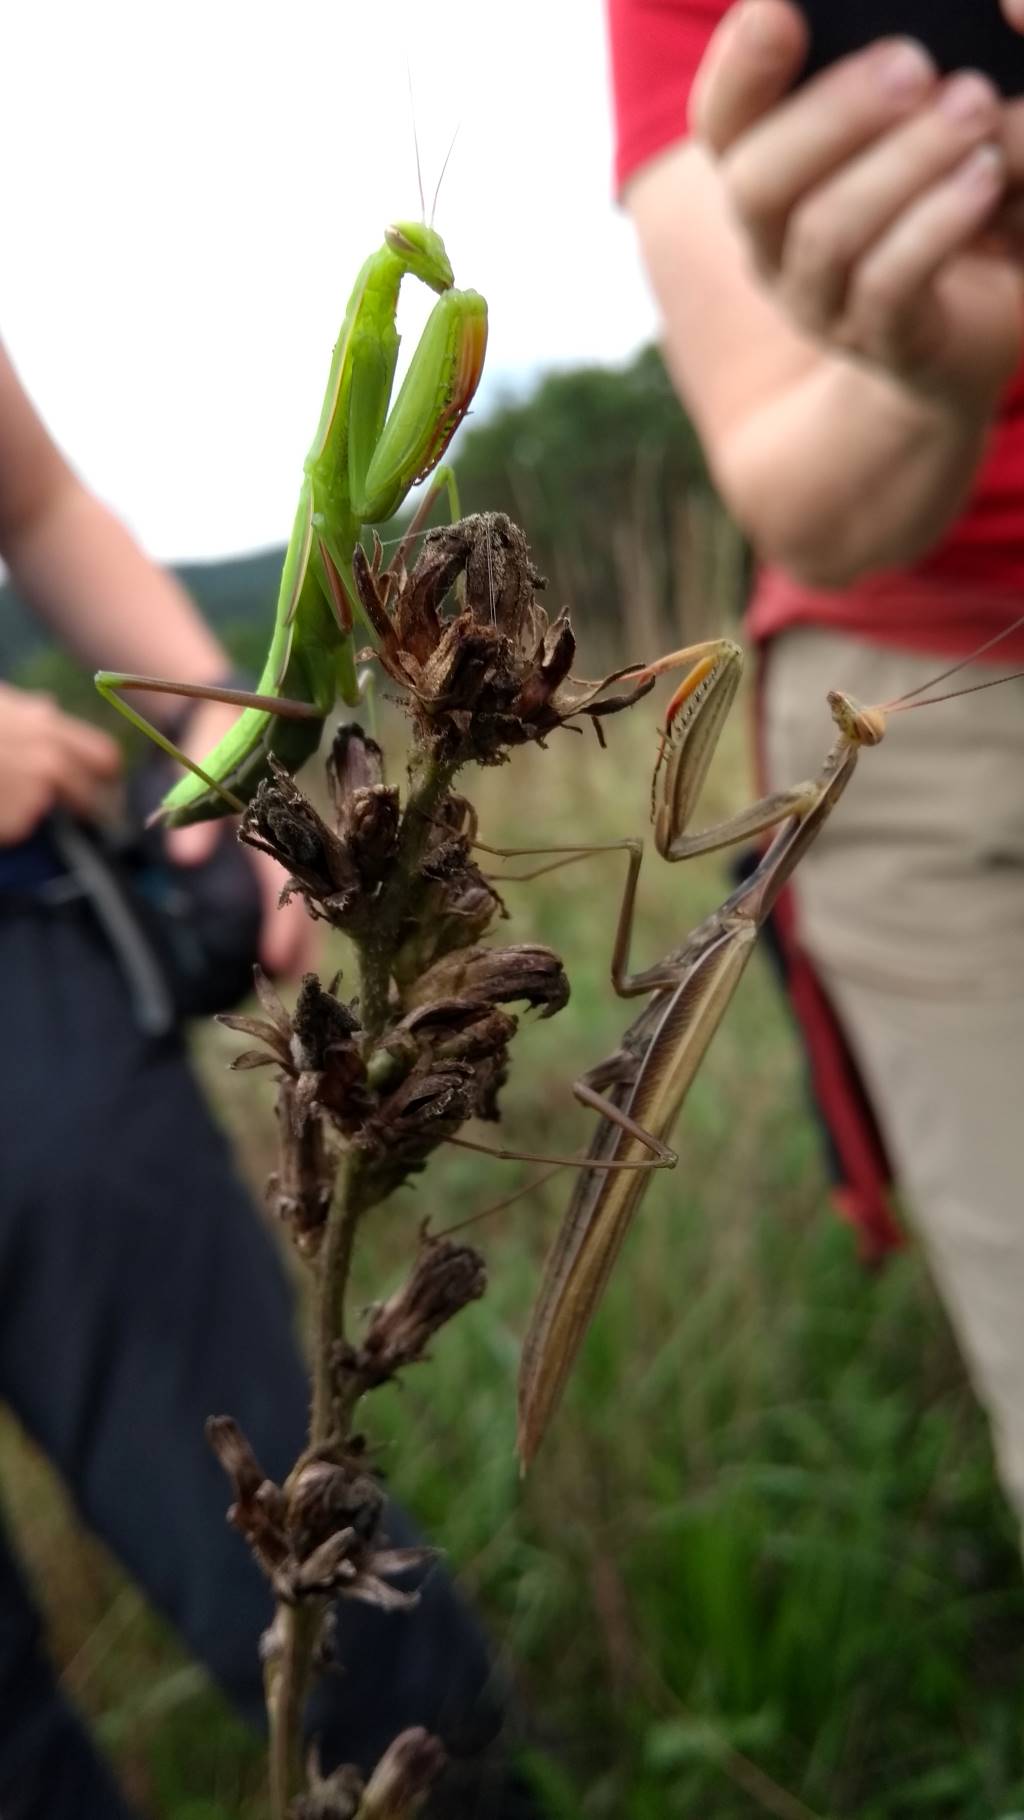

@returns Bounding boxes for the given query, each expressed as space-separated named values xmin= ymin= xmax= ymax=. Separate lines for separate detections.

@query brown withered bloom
xmin=206 ymin=1420 xmax=432 ymax=1611
xmin=239 ymin=728 xmax=399 ymax=933
xmin=219 ymin=970 xmax=372 ymax=1138
xmin=205 ymin=1417 xmax=290 ymax=1581
xmin=405 ymin=942 xmax=570 ymax=1020
xmin=335 ymin=1232 xmax=487 ymax=1394
xmin=289 ymin=1756 xmax=364 ymax=1820
xmin=353 ymin=512 xmax=655 ymax=764
xmin=267 ymin=1078 xmax=337 ymax=1256
xmin=358 ymin=1728 xmax=447 ymax=1819
xmin=393 ymin=794 xmax=506 ymax=992
xmin=354 ymin=999 xmax=519 ymax=1209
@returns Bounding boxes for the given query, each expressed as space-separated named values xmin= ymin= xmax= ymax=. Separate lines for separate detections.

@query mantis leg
xmin=470 ymin=835 xmax=662 ymax=1000
xmin=348 ymin=288 xmax=486 ymax=527
xmin=473 ymin=835 xmax=639 ymax=884
xmin=471 ymin=835 xmax=671 ymax=998
xmin=445 ymin=1026 xmax=676 ymax=1176
xmin=446 ymin=1086 xmax=674 ymax=1172
xmin=94 ymin=673 xmax=322 ymax=814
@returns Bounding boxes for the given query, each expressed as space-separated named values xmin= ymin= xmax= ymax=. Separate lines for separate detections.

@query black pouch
xmin=797 ymin=0 xmax=1024 ymax=93
xmin=118 ymin=757 xmax=262 ymax=1021
xmin=49 ymin=757 xmax=262 ymax=1033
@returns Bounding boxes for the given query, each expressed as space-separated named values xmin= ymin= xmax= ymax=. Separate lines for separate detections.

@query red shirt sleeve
xmin=608 ymin=0 xmax=731 ymax=194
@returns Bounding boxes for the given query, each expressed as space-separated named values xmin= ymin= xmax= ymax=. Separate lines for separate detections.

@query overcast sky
xmin=1 ymin=0 xmax=663 ymax=563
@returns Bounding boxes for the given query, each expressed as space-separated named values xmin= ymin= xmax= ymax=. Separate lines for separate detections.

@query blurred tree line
xmin=1 ymin=344 xmax=747 ymax=712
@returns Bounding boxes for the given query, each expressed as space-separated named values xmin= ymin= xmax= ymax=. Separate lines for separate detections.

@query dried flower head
xmin=289 ymin=1761 xmax=363 ymax=1820
xmin=267 ymin=1077 xmax=337 ymax=1255
xmin=354 ymin=997 xmax=520 ymax=1208
xmin=358 ymin=1728 xmax=447 ymax=1819
xmin=206 ymin=1419 xmax=432 ymax=1611
xmin=406 ymin=942 xmax=570 ymax=1020
xmin=219 ymin=969 xmax=372 ymax=1138
xmin=239 ymin=728 xmax=399 ymax=932
xmin=336 ymin=1232 xmax=487 ymax=1393
xmin=393 ymin=794 xmax=506 ymax=991
xmin=354 ymin=512 xmax=655 ymax=764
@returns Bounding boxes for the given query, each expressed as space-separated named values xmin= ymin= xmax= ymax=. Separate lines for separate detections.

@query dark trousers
xmin=0 ymin=901 xmax=524 ymax=1818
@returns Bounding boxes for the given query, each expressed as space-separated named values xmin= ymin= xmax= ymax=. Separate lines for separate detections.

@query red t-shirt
xmin=608 ymin=0 xmax=1024 ymax=660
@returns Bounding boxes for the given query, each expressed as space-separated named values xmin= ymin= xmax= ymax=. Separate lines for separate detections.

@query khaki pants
xmin=762 ymin=629 xmax=1024 ymax=1521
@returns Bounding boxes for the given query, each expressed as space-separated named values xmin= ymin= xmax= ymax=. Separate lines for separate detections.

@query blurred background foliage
xmin=2 ymin=347 xmax=1023 ymax=1819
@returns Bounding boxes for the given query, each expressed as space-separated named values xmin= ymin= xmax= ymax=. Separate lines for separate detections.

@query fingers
xmin=776 ymin=74 xmax=1002 ymax=335
xmin=51 ymin=707 xmax=122 ymax=780
xmin=0 ymin=688 xmax=123 ymax=841
xmin=1001 ymin=0 xmax=1024 ymax=31
xmin=1003 ymin=97 xmax=1024 ymax=185
xmin=841 ymin=146 xmax=1005 ymax=379
xmin=720 ymin=39 xmax=938 ymax=269
xmin=166 ymin=819 xmax=221 ymax=865
xmin=259 ymin=892 xmax=321 ymax=978
xmin=690 ymin=0 xmax=807 ymax=150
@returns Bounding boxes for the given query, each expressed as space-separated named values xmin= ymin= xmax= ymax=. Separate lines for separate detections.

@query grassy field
xmin=3 ymin=701 xmax=1023 ymax=1819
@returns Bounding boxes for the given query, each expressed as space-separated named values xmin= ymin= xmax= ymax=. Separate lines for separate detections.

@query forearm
xmin=711 ymin=357 xmax=992 ymax=588
xmin=6 ymin=476 xmax=228 ymax=720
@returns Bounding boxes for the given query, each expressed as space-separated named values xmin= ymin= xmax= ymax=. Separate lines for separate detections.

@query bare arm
xmin=0 ymin=343 xmax=229 ymax=723
xmin=0 ymin=341 xmax=313 ymax=972
xmin=626 ymin=3 xmax=1024 ymax=589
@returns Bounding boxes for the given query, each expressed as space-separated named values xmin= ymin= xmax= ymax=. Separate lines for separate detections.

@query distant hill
xmin=0 ymin=546 xmax=286 ymax=676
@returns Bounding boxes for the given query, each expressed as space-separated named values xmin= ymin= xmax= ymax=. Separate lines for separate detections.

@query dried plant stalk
xmin=208 ymin=514 xmax=651 ymax=1816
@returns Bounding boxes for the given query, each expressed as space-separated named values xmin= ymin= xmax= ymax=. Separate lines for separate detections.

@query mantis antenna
xmin=407 ymin=65 xmax=427 ymax=222
xmin=431 ymin=126 xmax=461 ymax=228
xmin=883 ymin=607 xmax=1024 ymax=711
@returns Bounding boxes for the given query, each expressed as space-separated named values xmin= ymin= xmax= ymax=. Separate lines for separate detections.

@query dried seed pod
xmin=267 ymin=1080 xmax=337 ymax=1256
xmin=355 ymin=512 xmax=654 ymax=766
xmin=358 ymin=1728 xmax=447 ymax=1819
xmin=347 ymin=1234 xmax=487 ymax=1390
xmin=220 ymin=971 xmax=372 ymax=1140
xmin=206 ymin=1416 xmax=290 ymax=1578
xmin=289 ymin=1754 xmax=364 ymax=1820
xmin=240 ymin=738 xmax=399 ymax=931
xmin=406 ymin=943 xmax=570 ymax=1019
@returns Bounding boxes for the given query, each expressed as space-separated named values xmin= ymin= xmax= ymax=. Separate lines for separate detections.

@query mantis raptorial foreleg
xmin=95 ymin=224 xmax=487 ymax=828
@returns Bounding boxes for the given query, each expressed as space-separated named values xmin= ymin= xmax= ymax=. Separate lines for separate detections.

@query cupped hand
xmin=0 ymin=682 xmax=122 ymax=844
xmin=690 ymin=0 xmax=1024 ymax=411
xmin=163 ymin=695 xmax=321 ymax=981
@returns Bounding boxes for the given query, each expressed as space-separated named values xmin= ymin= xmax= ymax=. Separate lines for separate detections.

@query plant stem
xmin=312 ymin=1150 xmax=361 ymax=1442
xmin=268 ymin=1606 xmax=317 ymax=1820
xmin=269 ymin=746 xmax=458 ymax=1806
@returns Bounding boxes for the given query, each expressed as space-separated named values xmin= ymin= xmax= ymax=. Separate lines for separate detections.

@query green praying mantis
xmin=95 ymin=222 xmax=487 ymax=823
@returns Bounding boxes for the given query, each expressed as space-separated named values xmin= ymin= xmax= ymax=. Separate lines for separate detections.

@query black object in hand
xmin=797 ymin=0 xmax=1024 ymax=95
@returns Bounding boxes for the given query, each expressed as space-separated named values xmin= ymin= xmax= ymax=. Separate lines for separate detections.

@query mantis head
xmin=385 ymin=221 xmax=455 ymax=294
xmin=826 ymin=690 xmax=886 ymax=748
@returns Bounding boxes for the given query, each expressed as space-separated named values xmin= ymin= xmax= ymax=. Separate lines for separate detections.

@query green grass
xmin=3 ymin=707 xmax=1023 ymax=1818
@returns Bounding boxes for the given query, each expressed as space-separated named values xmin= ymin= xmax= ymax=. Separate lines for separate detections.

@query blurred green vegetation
xmin=1 ymin=352 xmax=1022 ymax=1817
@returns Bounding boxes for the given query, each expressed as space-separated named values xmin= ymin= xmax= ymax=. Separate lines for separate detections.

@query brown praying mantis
xmin=511 ymin=622 xmax=1024 ymax=1468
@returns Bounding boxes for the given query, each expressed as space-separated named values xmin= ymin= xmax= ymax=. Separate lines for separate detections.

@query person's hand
xmin=0 ymin=681 xmax=122 ymax=844
xmin=690 ymin=0 xmax=1024 ymax=413
xmin=163 ymin=696 xmax=321 ymax=980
